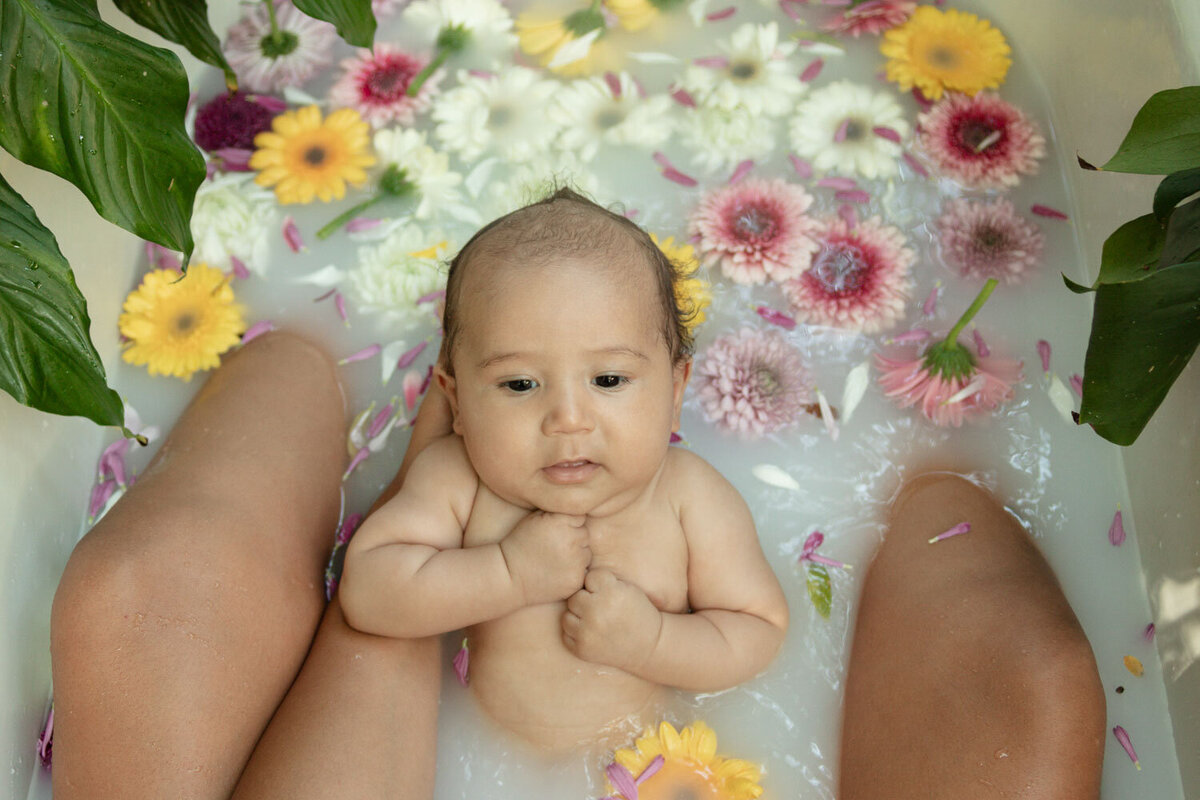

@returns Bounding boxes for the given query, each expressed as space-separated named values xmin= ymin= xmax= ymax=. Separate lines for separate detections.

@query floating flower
xmin=190 ymin=173 xmax=278 ymax=275
xmin=604 ymin=0 xmax=685 ymax=31
xmin=937 ymin=198 xmax=1043 ymax=285
xmin=689 ymin=178 xmax=820 ymax=285
xmin=432 ymin=67 xmax=563 ymax=163
xmin=549 ymin=72 xmax=674 ymax=161
xmin=515 ymin=4 xmax=608 ymax=75
xmin=1112 ymin=725 xmax=1141 ymax=770
xmin=695 ymin=327 xmax=812 ymax=439
xmin=917 ymin=92 xmax=1045 ymax=188
xmin=780 ymin=215 xmax=914 ymax=333
xmin=610 ymin=720 xmax=764 ymax=800
xmin=679 ymin=22 xmax=803 ymax=118
xmin=928 ymin=521 xmax=971 ymax=544
xmin=875 ymin=278 xmax=1023 ymax=426
xmin=680 ymin=103 xmax=776 ymax=174
xmin=119 ymin=264 xmax=246 ymax=381
xmin=468 ymin=150 xmax=605 ymax=220
xmin=223 ymin=1 xmax=336 ymax=93
xmin=329 ymin=45 xmax=441 ymax=128
xmin=880 ymin=6 xmax=1011 ymax=100
xmin=1109 ymin=507 xmax=1126 ymax=546
xmin=788 ymin=80 xmax=910 ymax=179
xmin=193 ymin=92 xmax=278 ymax=152
xmin=652 ymin=233 xmax=711 ymax=335
xmin=250 ymin=105 xmax=375 ymax=204
xmin=348 ymin=224 xmax=449 ymax=328
xmin=823 ymin=0 xmax=916 ymax=37
xmin=403 ymin=0 xmax=517 ymax=94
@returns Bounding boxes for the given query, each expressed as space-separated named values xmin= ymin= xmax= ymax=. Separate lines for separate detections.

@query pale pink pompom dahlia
xmin=696 ymin=328 xmax=813 ymax=439
xmin=937 ymin=198 xmax=1044 ymax=285
xmin=917 ymin=92 xmax=1045 ymax=189
xmin=823 ymin=0 xmax=917 ymax=37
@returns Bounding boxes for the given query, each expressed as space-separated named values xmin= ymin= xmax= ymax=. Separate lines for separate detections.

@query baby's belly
xmin=469 ymin=603 xmax=664 ymax=752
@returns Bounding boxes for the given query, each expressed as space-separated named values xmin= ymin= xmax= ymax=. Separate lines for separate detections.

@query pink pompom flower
xmin=937 ymin=197 xmax=1044 ymax=285
xmin=916 ymin=92 xmax=1045 ymax=189
xmin=822 ymin=0 xmax=917 ymax=37
xmin=688 ymin=178 xmax=821 ymax=285
xmin=696 ymin=327 xmax=813 ymax=439
xmin=779 ymin=215 xmax=915 ymax=333
xmin=329 ymin=44 xmax=441 ymax=128
xmin=876 ymin=278 xmax=1023 ymax=426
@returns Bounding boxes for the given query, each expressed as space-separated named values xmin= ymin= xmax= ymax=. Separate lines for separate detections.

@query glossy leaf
xmin=1153 ymin=167 xmax=1200 ymax=222
xmin=1078 ymin=260 xmax=1200 ymax=445
xmin=1063 ymin=214 xmax=1164 ymax=293
xmin=113 ymin=0 xmax=237 ymax=91
xmin=293 ymin=0 xmax=376 ymax=48
xmin=0 ymin=174 xmax=123 ymax=427
xmin=1160 ymin=196 xmax=1200 ymax=268
xmin=806 ymin=563 xmax=832 ymax=619
xmin=1099 ymin=87 xmax=1200 ymax=175
xmin=0 ymin=0 xmax=204 ymax=264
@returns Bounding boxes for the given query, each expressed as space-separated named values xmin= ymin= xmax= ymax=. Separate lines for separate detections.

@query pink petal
xmin=693 ymin=55 xmax=730 ymax=68
xmin=396 ymin=340 xmax=428 ymax=370
xmin=911 ymin=87 xmax=933 ymax=112
xmin=623 ymin=208 xmax=640 ymax=219
xmin=1144 ymin=623 xmax=1156 ymax=642
xmin=670 ymin=87 xmax=697 ymax=107
xmin=669 ymin=431 xmax=683 ymax=443
xmin=834 ymin=118 xmax=850 ymax=143
xmin=241 ymin=319 xmax=276 ymax=344
xmin=824 ymin=0 xmax=851 ymax=5
xmin=636 ymin=755 xmax=665 ymax=783
xmin=335 ymin=291 xmax=349 ymax=325
xmin=416 ymin=289 xmax=447 ymax=306
xmin=652 ymin=151 xmax=673 ymax=168
xmin=780 ymin=0 xmax=803 ymax=21
xmin=282 ymin=216 xmax=304 ymax=253
xmin=800 ymin=58 xmax=824 ymax=82
xmin=928 ymin=522 xmax=971 ymax=544
xmin=214 ymin=147 xmax=253 ymax=171
xmin=453 ymin=638 xmax=470 ymax=687
xmin=1109 ymin=508 xmax=1126 ymax=546
xmin=872 ymin=126 xmax=902 ymax=143
xmin=345 ymin=216 xmax=382 ymax=233
xmin=662 ymin=167 xmax=698 ymax=187
xmin=1112 ymin=725 xmax=1141 ymax=770
xmin=789 ymin=153 xmax=814 ymax=179
xmin=1037 ymin=339 xmax=1051 ymax=373
xmin=889 ymin=328 xmax=931 ymax=344
xmin=343 ymin=447 xmax=369 ymax=480
xmin=467 ymin=69 xmax=495 ymax=79
xmin=706 ymin=5 xmax=736 ymax=20
xmin=88 ymin=479 xmax=117 ymax=521
xmin=336 ymin=512 xmax=365 ymax=545
xmin=402 ymin=369 xmax=423 ymax=411
xmin=367 ymin=402 xmax=396 ymax=438
xmin=1069 ymin=373 xmax=1084 ymax=396
xmin=972 ymin=329 xmax=991 ymax=357
xmin=605 ymin=762 xmax=639 ymax=800
xmin=631 ymin=76 xmax=648 ymax=98
xmin=419 ymin=363 xmax=434 ymax=394
xmin=228 ymin=255 xmax=251 ymax=280
xmin=837 ymin=203 xmax=857 ymax=229
xmin=97 ymin=438 xmax=131 ymax=478
xmin=145 ymin=241 xmax=181 ymax=270
xmin=728 ymin=159 xmax=755 ymax=184
xmin=922 ymin=285 xmax=939 ymax=316
xmin=36 ymin=706 xmax=53 ymax=769
xmin=603 ymin=71 xmax=622 ymax=98
xmin=313 ymin=287 xmax=337 ymax=302
xmin=835 ymin=189 xmax=870 ymax=204
xmin=902 ymin=151 xmax=929 ymax=177
xmin=799 ymin=530 xmax=825 ymax=560
xmin=252 ymin=93 xmax=288 ymax=113
xmin=338 ymin=343 xmax=382 ymax=366
xmin=755 ymin=305 xmax=797 ymax=330
xmin=818 ymin=176 xmax=858 ymax=191
xmin=1031 ymin=204 xmax=1069 ymax=220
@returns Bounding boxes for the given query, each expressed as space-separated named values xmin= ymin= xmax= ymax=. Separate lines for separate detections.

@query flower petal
xmin=902 ymin=151 xmax=929 ymax=177
xmin=1031 ymin=204 xmax=1069 ymax=220
xmin=453 ymin=638 xmax=470 ymax=687
xmin=755 ymin=305 xmax=797 ymax=329
xmin=837 ymin=203 xmax=857 ymax=229
xmin=1047 ymin=373 xmax=1076 ymax=424
xmin=282 ymin=216 xmax=304 ymax=253
xmin=928 ymin=521 xmax=971 ymax=544
xmin=816 ymin=387 xmax=839 ymax=441
xmin=1109 ymin=508 xmax=1126 ymax=547
xmin=1144 ymin=623 xmax=1156 ymax=642
xmin=1112 ymin=725 xmax=1141 ymax=770
xmin=241 ymin=320 xmax=276 ymax=344
xmin=669 ymin=86 xmax=697 ymax=106
xmin=873 ymin=125 xmax=902 ymax=143
xmin=888 ymin=328 xmax=931 ymax=344
xmin=343 ymin=446 xmax=369 ymax=480
xmin=800 ymin=58 xmax=824 ymax=83
xmin=335 ymin=292 xmax=349 ymax=325
xmin=841 ymin=360 xmax=871 ymax=423
xmin=346 ymin=216 xmax=382 ymax=233
xmin=752 ymin=463 xmax=801 ymax=491
xmin=630 ymin=51 xmax=682 ymax=65
xmin=338 ymin=343 xmax=381 ymax=366
xmin=606 ymin=762 xmax=639 ymax=800
xmin=1069 ymin=373 xmax=1083 ymax=396
xmin=972 ymin=328 xmax=991 ymax=357
xmin=403 ymin=369 xmax=423 ymax=411
xmin=922 ymin=283 xmax=940 ymax=316
xmin=817 ymin=176 xmax=858 ymax=191
xmin=1036 ymin=339 xmax=1051 ymax=373
xmin=229 ymin=255 xmax=251 ymax=280
xmin=295 ymin=264 xmax=346 ymax=286
xmin=789 ymin=153 xmax=814 ymax=179
xmin=1123 ymin=654 xmax=1144 ymax=677
xmin=37 ymin=704 xmax=53 ymax=769
xmin=728 ymin=159 xmax=755 ymax=184
xmin=706 ymin=6 xmax=736 ymax=20
xmin=835 ymin=189 xmax=870 ymax=204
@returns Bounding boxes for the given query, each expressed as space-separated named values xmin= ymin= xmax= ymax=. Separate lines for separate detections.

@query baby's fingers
xmin=583 ymin=567 xmax=618 ymax=593
xmin=565 ymin=587 xmax=590 ymax=617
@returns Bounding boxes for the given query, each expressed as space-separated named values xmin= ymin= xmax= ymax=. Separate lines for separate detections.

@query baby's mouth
xmin=542 ymin=459 xmax=598 ymax=484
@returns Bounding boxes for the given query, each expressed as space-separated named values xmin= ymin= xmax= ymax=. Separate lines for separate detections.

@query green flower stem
xmin=407 ymin=24 xmax=471 ymax=97
xmin=406 ymin=47 xmax=452 ymax=97
xmin=263 ymin=0 xmax=284 ymax=48
xmin=317 ymin=194 xmax=387 ymax=240
xmin=945 ymin=277 xmax=999 ymax=345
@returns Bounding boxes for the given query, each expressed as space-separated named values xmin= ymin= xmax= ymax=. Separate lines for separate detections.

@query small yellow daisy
xmin=119 ymin=264 xmax=246 ymax=381
xmin=516 ymin=6 xmax=606 ymax=76
xmin=611 ymin=720 xmax=763 ymax=800
xmin=250 ymin=105 xmax=376 ymax=204
xmin=880 ymin=6 xmax=1012 ymax=100
xmin=653 ymin=233 xmax=711 ymax=335
xmin=604 ymin=0 xmax=658 ymax=31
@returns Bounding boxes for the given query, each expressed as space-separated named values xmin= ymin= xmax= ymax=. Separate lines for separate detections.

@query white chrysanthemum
xmin=372 ymin=128 xmax=480 ymax=224
xmin=680 ymin=103 xmax=776 ymax=173
xmin=190 ymin=173 xmax=278 ymax=274
xmin=679 ymin=22 xmax=803 ymax=118
xmin=468 ymin=151 xmax=604 ymax=221
xmin=403 ymin=0 xmax=517 ymax=63
xmin=548 ymin=72 xmax=675 ymax=161
xmin=433 ymin=67 xmax=563 ymax=163
xmin=789 ymin=80 xmax=910 ymax=179
xmin=349 ymin=223 xmax=449 ymax=327
xmin=223 ymin=2 xmax=336 ymax=93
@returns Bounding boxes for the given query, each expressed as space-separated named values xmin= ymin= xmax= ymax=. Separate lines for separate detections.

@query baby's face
xmin=438 ymin=252 xmax=689 ymax=518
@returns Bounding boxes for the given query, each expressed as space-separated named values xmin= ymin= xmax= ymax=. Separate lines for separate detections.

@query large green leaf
xmin=0 ymin=172 xmax=123 ymax=426
xmin=0 ymin=0 xmax=205 ymax=264
xmin=113 ymin=0 xmax=237 ymax=91
xmin=293 ymin=0 xmax=376 ymax=48
xmin=1160 ymin=196 xmax=1200 ymax=268
xmin=1064 ymin=213 xmax=1165 ymax=294
xmin=1153 ymin=167 xmax=1200 ymax=223
xmin=1099 ymin=87 xmax=1200 ymax=175
xmin=1078 ymin=260 xmax=1200 ymax=446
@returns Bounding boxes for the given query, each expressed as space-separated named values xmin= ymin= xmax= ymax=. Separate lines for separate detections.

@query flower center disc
xmin=973 ymin=225 xmax=1008 ymax=254
xmin=809 ymin=242 xmax=867 ymax=296
xmin=731 ymin=203 xmax=778 ymax=242
xmin=927 ymin=44 xmax=959 ymax=69
xmin=638 ymin=759 xmax=725 ymax=800
xmin=595 ymin=107 xmax=626 ymax=129
xmin=304 ymin=145 xmax=327 ymax=165
xmin=173 ymin=312 xmax=196 ymax=334
xmin=489 ymin=105 xmax=513 ymax=129
xmin=728 ymin=60 xmax=758 ymax=81
xmin=956 ymin=118 xmax=1002 ymax=153
xmin=366 ymin=63 xmax=415 ymax=98
xmin=842 ymin=118 xmax=866 ymax=141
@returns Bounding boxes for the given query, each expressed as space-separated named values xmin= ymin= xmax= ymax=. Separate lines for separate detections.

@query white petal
xmin=816 ymin=387 xmax=839 ymax=441
xmin=282 ymin=86 xmax=324 ymax=107
xmin=841 ymin=360 xmax=870 ymax=424
xmin=687 ymin=0 xmax=710 ymax=27
xmin=380 ymin=339 xmax=408 ymax=385
xmin=547 ymin=27 xmax=602 ymax=69
xmin=1047 ymin=373 xmax=1076 ymax=424
xmin=627 ymin=51 xmax=681 ymax=64
xmin=294 ymin=264 xmax=346 ymax=286
xmin=464 ymin=157 xmax=501 ymax=198
xmin=752 ymin=463 xmax=801 ymax=492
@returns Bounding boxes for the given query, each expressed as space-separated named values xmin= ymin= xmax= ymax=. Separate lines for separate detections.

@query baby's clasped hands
xmin=498 ymin=511 xmax=591 ymax=605
xmin=562 ymin=568 xmax=664 ymax=673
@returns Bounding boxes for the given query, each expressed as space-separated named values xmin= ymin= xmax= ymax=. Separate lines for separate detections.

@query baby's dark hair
xmin=439 ymin=185 xmax=696 ymax=373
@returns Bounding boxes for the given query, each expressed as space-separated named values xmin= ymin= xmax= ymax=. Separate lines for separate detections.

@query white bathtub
xmin=3 ymin=1 xmax=1198 ymax=797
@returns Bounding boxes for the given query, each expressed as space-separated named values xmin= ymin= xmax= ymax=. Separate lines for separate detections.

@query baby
xmin=341 ymin=188 xmax=789 ymax=751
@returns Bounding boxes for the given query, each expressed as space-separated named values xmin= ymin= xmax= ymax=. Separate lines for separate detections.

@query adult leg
xmin=839 ymin=473 xmax=1106 ymax=800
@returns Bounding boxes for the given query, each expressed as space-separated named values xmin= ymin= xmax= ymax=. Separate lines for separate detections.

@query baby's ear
xmin=671 ymin=359 xmax=692 ymax=431
xmin=434 ymin=364 xmax=463 ymax=435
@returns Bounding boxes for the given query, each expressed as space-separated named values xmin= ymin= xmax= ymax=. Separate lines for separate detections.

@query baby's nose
xmin=541 ymin=385 xmax=594 ymax=436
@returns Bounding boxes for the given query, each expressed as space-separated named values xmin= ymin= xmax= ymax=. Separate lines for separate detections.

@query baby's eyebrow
xmin=476 ymin=346 xmax=649 ymax=370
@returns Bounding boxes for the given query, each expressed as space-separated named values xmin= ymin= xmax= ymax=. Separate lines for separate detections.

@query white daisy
xmin=789 ymin=80 xmax=910 ymax=179
xmin=190 ymin=173 xmax=278 ymax=275
xmin=223 ymin=1 xmax=336 ymax=93
xmin=680 ymin=103 xmax=776 ymax=174
xmin=373 ymin=128 xmax=480 ymax=224
xmin=678 ymin=22 xmax=804 ymax=118
xmin=349 ymin=223 xmax=450 ymax=327
xmin=469 ymin=151 xmax=605 ymax=221
xmin=403 ymin=0 xmax=517 ymax=65
xmin=548 ymin=72 xmax=675 ymax=161
xmin=432 ymin=67 xmax=563 ymax=163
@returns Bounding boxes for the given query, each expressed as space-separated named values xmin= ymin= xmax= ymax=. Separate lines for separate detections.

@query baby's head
xmin=434 ymin=187 xmax=695 ymax=516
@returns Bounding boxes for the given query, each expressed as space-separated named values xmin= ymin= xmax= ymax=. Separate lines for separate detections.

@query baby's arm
xmin=341 ymin=437 xmax=591 ymax=638
xmin=563 ymin=452 xmax=788 ymax=691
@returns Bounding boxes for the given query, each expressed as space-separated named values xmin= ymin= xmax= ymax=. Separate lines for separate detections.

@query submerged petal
xmin=752 ymin=463 xmax=802 ymax=491
xmin=928 ymin=521 xmax=970 ymax=544
xmin=1109 ymin=508 xmax=1126 ymax=547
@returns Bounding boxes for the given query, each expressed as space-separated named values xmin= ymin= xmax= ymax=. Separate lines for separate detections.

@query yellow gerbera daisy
xmin=880 ymin=6 xmax=1011 ymax=100
xmin=250 ymin=105 xmax=375 ymax=204
xmin=604 ymin=0 xmax=658 ymax=31
xmin=653 ymin=233 xmax=711 ymax=335
xmin=119 ymin=264 xmax=246 ymax=381
xmin=611 ymin=721 xmax=763 ymax=800
xmin=516 ymin=5 xmax=606 ymax=76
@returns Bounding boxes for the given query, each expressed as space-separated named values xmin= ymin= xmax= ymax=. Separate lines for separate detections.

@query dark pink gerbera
xmin=938 ymin=197 xmax=1044 ymax=285
xmin=689 ymin=178 xmax=821 ymax=285
xmin=328 ymin=44 xmax=440 ymax=128
xmin=917 ymin=92 xmax=1045 ymax=189
xmin=193 ymin=91 xmax=277 ymax=152
xmin=780 ymin=215 xmax=914 ymax=333
xmin=822 ymin=0 xmax=916 ymax=37
xmin=696 ymin=327 xmax=813 ymax=439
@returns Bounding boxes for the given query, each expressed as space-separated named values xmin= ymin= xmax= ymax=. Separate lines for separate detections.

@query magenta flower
xmin=937 ymin=198 xmax=1044 ymax=285
xmin=822 ymin=0 xmax=916 ymax=37
xmin=689 ymin=178 xmax=821 ymax=285
xmin=917 ymin=92 xmax=1046 ymax=189
xmin=780 ymin=215 xmax=914 ymax=333
xmin=193 ymin=92 xmax=277 ymax=152
xmin=696 ymin=328 xmax=813 ymax=439
xmin=876 ymin=279 xmax=1023 ymax=427
xmin=329 ymin=45 xmax=441 ymax=128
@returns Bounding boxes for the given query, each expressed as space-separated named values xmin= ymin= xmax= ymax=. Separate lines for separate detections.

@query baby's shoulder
xmin=662 ymin=446 xmax=734 ymax=503
xmin=407 ymin=434 xmax=479 ymax=517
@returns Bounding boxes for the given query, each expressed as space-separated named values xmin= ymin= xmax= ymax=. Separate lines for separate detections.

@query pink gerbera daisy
xmin=329 ymin=45 xmax=441 ymax=128
xmin=223 ymin=1 xmax=336 ymax=93
xmin=779 ymin=216 xmax=914 ymax=333
xmin=696 ymin=328 xmax=813 ymax=439
xmin=916 ymin=92 xmax=1045 ymax=189
xmin=938 ymin=198 xmax=1044 ymax=285
xmin=823 ymin=0 xmax=917 ymax=37
xmin=689 ymin=178 xmax=821 ymax=285
xmin=876 ymin=278 xmax=1023 ymax=426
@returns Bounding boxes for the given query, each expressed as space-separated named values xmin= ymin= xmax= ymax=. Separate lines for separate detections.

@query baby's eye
xmin=593 ymin=374 xmax=628 ymax=389
xmin=501 ymin=378 xmax=537 ymax=393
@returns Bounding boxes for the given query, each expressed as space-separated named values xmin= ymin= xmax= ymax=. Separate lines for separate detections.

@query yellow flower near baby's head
xmin=653 ymin=233 xmax=711 ymax=335
xmin=250 ymin=105 xmax=376 ymax=205
xmin=516 ymin=6 xmax=606 ymax=76
xmin=604 ymin=0 xmax=658 ymax=31
xmin=880 ymin=6 xmax=1011 ymax=100
xmin=611 ymin=720 xmax=763 ymax=800
xmin=119 ymin=264 xmax=246 ymax=381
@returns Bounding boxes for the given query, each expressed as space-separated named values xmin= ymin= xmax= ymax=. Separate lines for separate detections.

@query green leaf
xmin=0 ymin=172 xmax=123 ymax=427
xmin=806 ymin=563 xmax=832 ymax=619
xmin=292 ymin=0 xmax=375 ymax=48
xmin=1078 ymin=260 xmax=1200 ymax=446
xmin=1153 ymin=167 xmax=1200 ymax=222
xmin=1066 ymin=214 xmax=1166 ymax=293
xmin=1160 ymin=196 xmax=1200 ymax=268
xmin=0 ymin=0 xmax=205 ymax=264
xmin=1099 ymin=87 xmax=1200 ymax=175
xmin=113 ymin=0 xmax=237 ymax=91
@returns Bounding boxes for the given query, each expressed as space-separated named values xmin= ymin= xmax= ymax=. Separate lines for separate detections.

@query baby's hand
xmin=499 ymin=511 xmax=590 ymax=605
xmin=562 ymin=569 xmax=662 ymax=672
